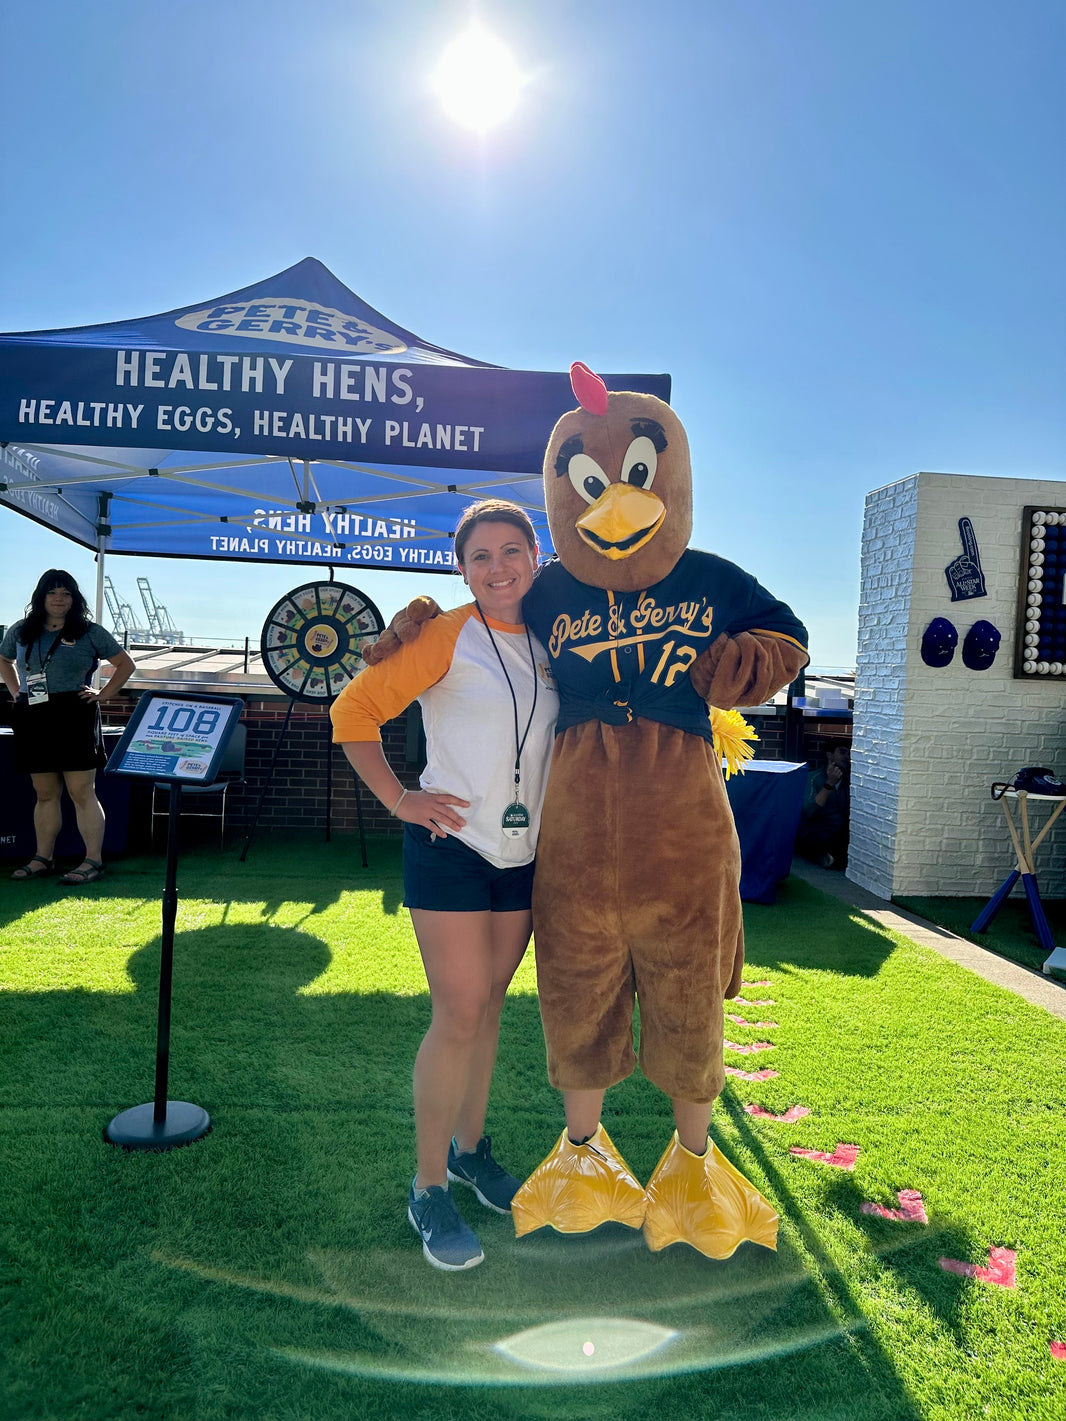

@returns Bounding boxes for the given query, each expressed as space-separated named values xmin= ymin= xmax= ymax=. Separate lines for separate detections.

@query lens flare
xmin=432 ymin=25 xmax=524 ymax=133
xmin=155 ymin=1240 xmax=864 ymax=1387
xmin=494 ymin=1317 xmax=678 ymax=1374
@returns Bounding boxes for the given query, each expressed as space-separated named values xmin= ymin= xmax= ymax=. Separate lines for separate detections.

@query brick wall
xmin=238 ymin=697 xmax=422 ymax=836
xmin=741 ymin=711 xmax=851 ymax=769
xmin=4 ymin=685 xmax=847 ymax=844
xmin=853 ymin=472 xmax=1066 ymax=900
xmin=850 ymin=476 xmax=918 ymax=898
xmin=0 ymin=686 xmax=424 ymax=841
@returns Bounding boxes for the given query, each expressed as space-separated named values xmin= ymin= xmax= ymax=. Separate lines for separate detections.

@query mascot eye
xmin=568 ymin=453 xmax=610 ymax=505
xmin=620 ymin=436 xmax=658 ymax=490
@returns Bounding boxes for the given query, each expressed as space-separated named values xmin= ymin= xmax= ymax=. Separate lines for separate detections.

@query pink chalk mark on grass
xmin=860 ymin=1189 xmax=928 ymax=1223
xmin=734 ymin=996 xmax=775 ymax=1007
xmin=725 ymin=1066 xmax=779 ymax=1081
xmin=744 ymin=1103 xmax=811 ymax=1123
xmin=741 ymin=981 xmax=772 ymax=988
xmin=938 ymin=1246 xmax=1016 ymax=1289
xmin=724 ymin=1039 xmax=775 ymax=1055
xmin=727 ymin=1014 xmax=779 ymax=1029
xmin=1050 ymin=1342 xmax=1066 ymax=1361
xmin=790 ymin=1142 xmax=860 ymax=1170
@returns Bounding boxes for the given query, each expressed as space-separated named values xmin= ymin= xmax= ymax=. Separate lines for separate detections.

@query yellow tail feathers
xmin=711 ymin=707 xmax=759 ymax=779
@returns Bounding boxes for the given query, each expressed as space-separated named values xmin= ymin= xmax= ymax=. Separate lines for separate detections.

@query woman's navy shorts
xmin=402 ymin=823 xmax=535 ymax=912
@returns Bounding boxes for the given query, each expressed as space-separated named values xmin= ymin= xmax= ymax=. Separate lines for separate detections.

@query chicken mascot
xmin=369 ymin=362 xmax=808 ymax=1259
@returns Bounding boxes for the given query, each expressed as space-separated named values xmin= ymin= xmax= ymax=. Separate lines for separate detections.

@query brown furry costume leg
xmin=532 ymin=718 xmax=743 ymax=1101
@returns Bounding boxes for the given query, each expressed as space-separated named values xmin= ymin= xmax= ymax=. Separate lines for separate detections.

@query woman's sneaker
xmin=407 ymin=1182 xmax=484 ymax=1271
xmin=447 ymin=1136 xmax=520 ymax=1214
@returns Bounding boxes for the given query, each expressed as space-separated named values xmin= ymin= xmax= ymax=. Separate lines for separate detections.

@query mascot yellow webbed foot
xmin=511 ymin=1124 xmax=646 ymax=1237
xmin=643 ymin=1131 xmax=778 ymax=1259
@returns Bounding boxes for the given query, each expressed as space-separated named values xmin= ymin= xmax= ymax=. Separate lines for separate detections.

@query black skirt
xmin=11 ymin=691 xmax=106 ymax=775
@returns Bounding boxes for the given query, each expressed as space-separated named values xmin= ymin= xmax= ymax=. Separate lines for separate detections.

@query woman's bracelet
xmin=389 ymin=788 xmax=408 ymax=816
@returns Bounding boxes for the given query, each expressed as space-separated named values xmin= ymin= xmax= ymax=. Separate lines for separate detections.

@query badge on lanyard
xmin=27 ymin=632 xmax=63 ymax=705
xmin=502 ymin=800 xmax=531 ymax=839
xmin=26 ymin=674 xmax=49 ymax=706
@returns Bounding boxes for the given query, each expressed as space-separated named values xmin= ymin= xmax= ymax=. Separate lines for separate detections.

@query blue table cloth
xmin=726 ymin=760 xmax=808 ymax=904
xmin=0 ymin=727 xmax=132 ymax=858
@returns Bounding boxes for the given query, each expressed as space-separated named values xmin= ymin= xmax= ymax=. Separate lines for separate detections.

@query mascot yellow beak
xmin=575 ymin=483 xmax=666 ymax=561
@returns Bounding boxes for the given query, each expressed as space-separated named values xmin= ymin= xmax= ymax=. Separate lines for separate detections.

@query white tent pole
xmin=94 ymin=536 xmax=106 ymax=626
xmin=93 ymin=525 xmax=107 ymax=692
xmin=94 ymin=493 xmax=110 ymax=649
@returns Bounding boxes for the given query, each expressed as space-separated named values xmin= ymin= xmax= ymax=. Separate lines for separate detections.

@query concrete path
xmin=788 ymin=858 xmax=1066 ymax=1024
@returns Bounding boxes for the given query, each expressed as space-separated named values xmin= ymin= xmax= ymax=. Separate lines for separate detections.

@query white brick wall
xmin=851 ymin=472 xmax=1066 ymax=900
xmin=850 ymin=477 xmax=918 ymax=898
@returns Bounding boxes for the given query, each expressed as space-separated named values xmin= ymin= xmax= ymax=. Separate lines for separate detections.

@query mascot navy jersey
xmin=523 ymin=550 xmax=808 ymax=741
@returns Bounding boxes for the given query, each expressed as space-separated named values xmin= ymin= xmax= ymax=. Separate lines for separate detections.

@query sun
xmin=432 ymin=25 xmax=524 ymax=133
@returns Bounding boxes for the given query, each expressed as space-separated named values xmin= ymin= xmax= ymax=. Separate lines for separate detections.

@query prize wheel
xmin=260 ymin=582 xmax=386 ymax=703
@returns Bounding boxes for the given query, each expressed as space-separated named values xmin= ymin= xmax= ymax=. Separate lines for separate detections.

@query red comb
xmin=570 ymin=362 xmax=609 ymax=416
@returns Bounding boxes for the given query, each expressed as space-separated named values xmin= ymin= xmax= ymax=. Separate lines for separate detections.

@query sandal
xmin=11 ymin=855 xmax=54 ymax=881
xmin=58 ymin=859 xmax=105 ymax=886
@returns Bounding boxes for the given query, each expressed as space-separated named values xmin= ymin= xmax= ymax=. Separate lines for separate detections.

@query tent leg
xmin=95 ymin=541 xmax=106 ymax=626
xmin=93 ymin=492 xmax=111 ymax=627
xmin=93 ymin=515 xmax=108 ymax=693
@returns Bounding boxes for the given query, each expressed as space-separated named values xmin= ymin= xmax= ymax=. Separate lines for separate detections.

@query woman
xmin=0 ymin=570 xmax=135 ymax=884
xmin=330 ymin=500 xmax=557 ymax=1271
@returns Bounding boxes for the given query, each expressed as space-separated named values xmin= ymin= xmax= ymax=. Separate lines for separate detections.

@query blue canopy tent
xmin=0 ymin=258 xmax=670 ymax=619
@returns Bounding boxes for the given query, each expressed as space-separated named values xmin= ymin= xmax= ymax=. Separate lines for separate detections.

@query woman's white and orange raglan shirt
xmin=331 ymin=604 xmax=559 ymax=870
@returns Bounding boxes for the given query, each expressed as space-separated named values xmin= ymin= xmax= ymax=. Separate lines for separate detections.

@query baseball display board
xmin=106 ymin=693 xmax=244 ymax=783
xmin=1015 ymin=507 xmax=1066 ymax=679
xmin=261 ymin=582 xmax=385 ymax=702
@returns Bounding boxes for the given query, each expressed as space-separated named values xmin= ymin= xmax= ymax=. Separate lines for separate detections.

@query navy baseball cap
xmin=962 ymin=620 xmax=1001 ymax=671
xmin=921 ymin=617 xmax=958 ymax=667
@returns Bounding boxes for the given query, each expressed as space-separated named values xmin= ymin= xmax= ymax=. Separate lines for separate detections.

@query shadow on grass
xmin=0 ymin=832 xmax=407 ymax=933
xmin=815 ymin=1164 xmax=984 ymax=1345
xmin=742 ymin=875 xmax=898 ymax=980
xmin=2 ymin=923 xmax=426 ymax=1115
xmin=1 ymin=917 xmax=924 ymax=1420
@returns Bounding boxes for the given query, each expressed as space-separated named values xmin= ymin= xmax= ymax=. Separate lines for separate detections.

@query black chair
xmin=151 ymin=722 xmax=247 ymax=848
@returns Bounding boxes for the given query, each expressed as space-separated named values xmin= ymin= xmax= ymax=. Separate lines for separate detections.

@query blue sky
xmin=1 ymin=0 xmax=1063 ymax=669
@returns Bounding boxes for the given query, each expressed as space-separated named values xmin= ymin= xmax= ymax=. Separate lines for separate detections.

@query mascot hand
xmin=691 ymin=631 xmax=808 ymax=710
xmin=364 ymin=596 xmax=442 ymax=665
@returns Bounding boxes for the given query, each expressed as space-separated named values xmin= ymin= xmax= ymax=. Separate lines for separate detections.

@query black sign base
xmin=105 ymin=1101 xmax=211 ymax=1151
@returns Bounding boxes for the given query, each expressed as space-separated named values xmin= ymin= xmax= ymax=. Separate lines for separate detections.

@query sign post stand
xmin=102 ymin=693 xmax=244 ymax=1151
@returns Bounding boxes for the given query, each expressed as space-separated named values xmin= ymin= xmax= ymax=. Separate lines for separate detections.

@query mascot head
xmin=543 ymin=363 xmax=692 ymax=592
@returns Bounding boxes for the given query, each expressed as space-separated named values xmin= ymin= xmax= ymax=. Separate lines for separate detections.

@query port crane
xmin=103 ymin=577 xmax=148 ymax=640
xmin=136 ymin=577 xmax=183 ymax=643
xmin=102 ymin=576 xmax=184 ymax=644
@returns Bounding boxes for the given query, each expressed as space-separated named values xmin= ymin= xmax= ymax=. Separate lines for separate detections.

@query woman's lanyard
xmin=33 ymin=632 xmax=65 ymax=673
xmin=475 ymin=603 xmax=538 ymax=840
xmin=25 ymin=631 xmax=65 ymax=705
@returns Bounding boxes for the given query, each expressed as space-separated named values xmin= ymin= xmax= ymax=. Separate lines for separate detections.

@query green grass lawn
xmin=895 ymin=892 xmax=1066 ymax=978
xmin=2 ymin=836 xmax=1065 ymax=1421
